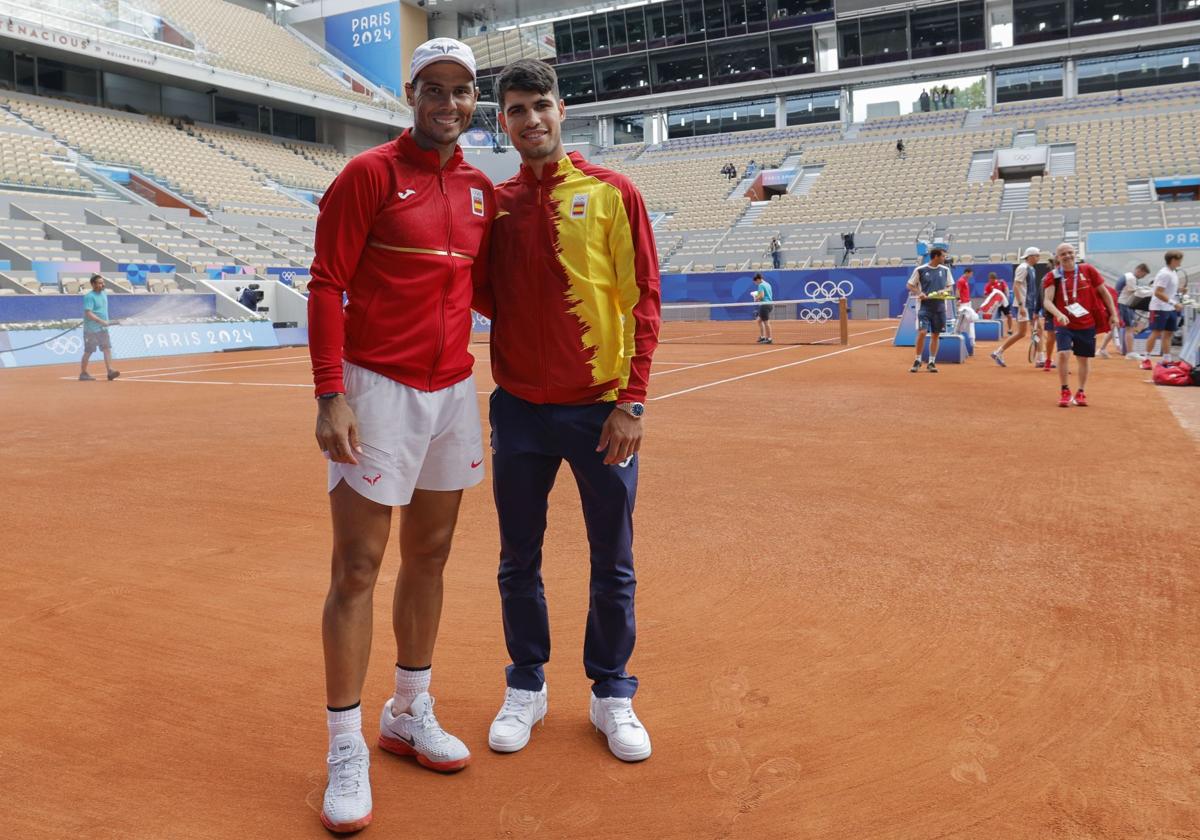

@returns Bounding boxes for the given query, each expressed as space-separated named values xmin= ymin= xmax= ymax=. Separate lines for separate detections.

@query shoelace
xmin=328 ymin=751 xmax=367 ymax=796
xmin=603 ymin=701 xmax=640 ymax=730
xmin=497 ymin=690 xmax=536 ymax=723
xmin=413 ymin=699 xmax=452 ymax=747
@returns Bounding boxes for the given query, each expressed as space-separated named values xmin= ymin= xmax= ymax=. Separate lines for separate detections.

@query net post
xmin=839 ymin=297 xmax=849 ymax=344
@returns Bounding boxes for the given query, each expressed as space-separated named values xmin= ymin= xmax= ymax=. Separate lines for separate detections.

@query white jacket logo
xmin=397 ymin=189 xmax=416 ymax=200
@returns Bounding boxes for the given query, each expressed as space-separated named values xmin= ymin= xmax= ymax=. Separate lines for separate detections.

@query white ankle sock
xmin=392 ymin=665 xmax=431 ymax=714
xmin=327 ymin=704 xmax=362 ymax=752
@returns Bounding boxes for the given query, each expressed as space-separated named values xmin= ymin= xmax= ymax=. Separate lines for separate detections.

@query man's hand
xmin=597 ymin=408 xmax=643 ymax=466
xmin=1053 ymin=311 xmax=1069 ymax=326
xmin=316 ymin=395 xmax=361 ymax=465
xmin=916 ymin=292 xmax=927 ymax=301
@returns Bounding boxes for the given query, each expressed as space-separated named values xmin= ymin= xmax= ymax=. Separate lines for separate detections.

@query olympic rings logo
xmin=281 ymin=270 xmax=295 ymax=282
xmin=803 ymin=280 xmax=853 ymax=300
xmin=798 ymin=307 xmax=834 ymax=322
xmin=48 ymin=335 xmax=82 ymax=355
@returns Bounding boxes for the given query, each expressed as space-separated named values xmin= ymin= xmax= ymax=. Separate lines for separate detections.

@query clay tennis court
xmin=3 ymin=323 xmax=1198 ymax=840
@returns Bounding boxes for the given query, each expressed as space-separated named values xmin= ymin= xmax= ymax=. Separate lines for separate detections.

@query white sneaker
xmin=321 ymin=734 xmax=372 ymax=833
xmin=377 ymin=692 xmax=470 ymax=772
xmin=488 ymin=684 xmax=548 ymax=753
xmin=589 ymin=695 xmax=651 ymax=762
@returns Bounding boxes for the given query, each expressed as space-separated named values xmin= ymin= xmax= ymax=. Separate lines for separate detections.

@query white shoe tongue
xmin=409 ymin=692 xmax=433 ymax=716
xmin=332 ymin=733 xmax=362 ymax=756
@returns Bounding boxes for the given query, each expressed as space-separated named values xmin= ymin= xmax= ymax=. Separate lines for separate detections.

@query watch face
xmin=630 ymin=403 xmax=645 ymax=417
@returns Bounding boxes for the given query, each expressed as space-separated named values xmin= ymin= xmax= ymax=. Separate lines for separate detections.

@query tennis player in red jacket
xmin=307 ymin=38 xmax=492 ymax=833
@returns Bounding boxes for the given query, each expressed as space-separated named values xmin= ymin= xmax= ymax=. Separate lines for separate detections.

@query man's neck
xmin=411 ymin=129 xmax=455 ymax=168
xmin=526 ymin=149 xmax=567 ymax=180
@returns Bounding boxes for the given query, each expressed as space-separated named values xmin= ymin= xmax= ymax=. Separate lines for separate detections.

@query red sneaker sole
xmin=377 ymin=735 xmax=469 ymax=772
xmin=320 ymin=811 xmax=372 ymax=834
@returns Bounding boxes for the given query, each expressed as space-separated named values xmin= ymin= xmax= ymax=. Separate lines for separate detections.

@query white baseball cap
xmin=410 ymin=38 xmax=476 ymax=81
xmin=1022 ymin=246 xmax=1041 ymax=258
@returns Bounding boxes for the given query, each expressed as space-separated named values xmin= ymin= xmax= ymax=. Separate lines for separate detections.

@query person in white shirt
xmin=990 ymin=246 xmax=1039 ymax=367
xmin=1142 ymin=251 xmax=1185 ymax=369
xmin=1115 ymin=263 xmax=1150 ymax=357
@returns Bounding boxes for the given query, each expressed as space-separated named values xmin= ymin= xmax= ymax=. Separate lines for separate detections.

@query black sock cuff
xmin=327 ymin=701 xmax=360 ymax=713
xmin=396 ymin=663 xmax=432 ymax=672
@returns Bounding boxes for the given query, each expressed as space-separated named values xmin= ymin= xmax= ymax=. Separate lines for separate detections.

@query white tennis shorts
xmin=328 ymin=362 xmax=484 ymax=506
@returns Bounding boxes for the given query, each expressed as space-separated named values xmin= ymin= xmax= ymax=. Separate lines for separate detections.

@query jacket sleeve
xmin=307 ymin=153 xmax=387 ymax=395
xmin=609 ymin=181 xmax=661 ymax=403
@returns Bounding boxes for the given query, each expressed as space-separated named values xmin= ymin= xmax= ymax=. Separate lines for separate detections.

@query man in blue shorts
xmin=906 ymin=247 xmax=953 ymax=373
xmin=1042 ymin=243 xmax=1119 ymax=407
xmin=751 ymin=272 xmax=774 ymax=344
xmin=79 ymin=274 xmax=120 ymax=382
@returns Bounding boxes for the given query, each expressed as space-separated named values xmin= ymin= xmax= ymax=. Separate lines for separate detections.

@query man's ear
xmin=405 ymin=81 xmax=416 ymax=108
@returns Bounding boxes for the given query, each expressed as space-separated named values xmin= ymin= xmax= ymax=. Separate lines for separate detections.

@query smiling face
xmin=1056 ymin=243 xmax=1076 ymax=271
xmin=499 ymin=87 xmax=565 ymax=164
xmin=405 ymin=61 xmax=476 ymax=155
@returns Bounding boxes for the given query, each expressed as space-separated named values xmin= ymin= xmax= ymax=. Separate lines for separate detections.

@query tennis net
xmin=659 ymin=298 xmax=849 ymax=345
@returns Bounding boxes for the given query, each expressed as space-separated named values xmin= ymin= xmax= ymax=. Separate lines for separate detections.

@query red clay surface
xmin=2 ymin=322 xmax=1197 ymax=840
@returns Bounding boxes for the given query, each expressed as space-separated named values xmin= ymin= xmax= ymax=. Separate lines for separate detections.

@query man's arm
xmin=906 ymin=267 xmax=924 ymax=299
xmin=307 ymin=154 xmax=383 ymax=396
xmin=608 ymin=182 xmax=661 ymax=405
xmin=1043 ymin=282 xmax=1067 ymax=325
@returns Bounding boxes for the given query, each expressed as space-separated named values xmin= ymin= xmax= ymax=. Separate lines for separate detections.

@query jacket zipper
xmin=536 ymin=178 xmax=550 ymax=402
xmin=430 ymin=170 xmax=452 ymax=390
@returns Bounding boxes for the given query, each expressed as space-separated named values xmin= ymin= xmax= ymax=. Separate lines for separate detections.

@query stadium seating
xmin=188 ymin=126 xmax=338 ymax=192
xmin=0 ymin=129 xmax=93 ymax=193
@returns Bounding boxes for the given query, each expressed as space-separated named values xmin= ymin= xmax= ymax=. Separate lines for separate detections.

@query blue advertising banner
xmin=118 ymin=262 xmax=176 ymax=286
xmin=660 ymin=264 xmax=1012 ymax=318
xmin=0 ymin=294 xmax=216 ymax=324
xmin=0 ymin=320 xmax=277 ymax=368
xmin=1087 ymin=228 xmax=1200 ymax=252
xmin=265 ymin=266 xmax=311 ymax=286
xmin=324 ymin=2 xmax=402 ymax=95
xmin=1153 ymin=176 xmax=1200 ymax=189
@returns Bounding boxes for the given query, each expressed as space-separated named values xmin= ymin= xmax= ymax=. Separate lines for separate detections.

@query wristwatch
xmin=615 ymin=401 xmax=645 ymax=418
xmin=316 ymin=391 xmax=343 ymax=401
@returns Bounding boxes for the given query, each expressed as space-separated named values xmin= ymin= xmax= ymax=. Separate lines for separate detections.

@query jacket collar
xmin=396 ymin=128 xmax=463 ymax=172
xmin=518 ymin=150 xmax=586 ymax=185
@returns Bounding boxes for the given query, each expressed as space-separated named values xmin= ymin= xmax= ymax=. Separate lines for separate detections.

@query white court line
xmin=113 ymin=377 xmax=311 ymax=388
xmin=660 ymin=332 xmax=722 ymax=343
xmin=125 ymin=357 xmax=314 ymax=379
xmin=650 ymin=336 xmax=894 ymax=401
xmin=114 ymin=353 xmax=310 ymax=376
xmin=650 ymin=325 xmax=895 ymax=378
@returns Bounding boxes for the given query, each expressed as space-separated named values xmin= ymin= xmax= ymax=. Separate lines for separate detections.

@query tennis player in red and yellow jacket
xmin=474 ymin=59 xmax=661 ymax=764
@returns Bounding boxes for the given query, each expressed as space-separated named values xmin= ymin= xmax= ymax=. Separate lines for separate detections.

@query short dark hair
xmin=1135 ymin=263 xmax=1150 ymax=273
xmin=929 ymin=247 xmax=945 ymax=258
xmin=1165 ymin=250 xmax=1183 ymax=264
xmin=89 ymin=273 xmax=103 ymax=285
xmin=962 ymin=267 xmax=973 ymax=275
xmin=988 ymin=271 xmax=998 ymax=279
xmin=753 ymin=273 xmax=764 ymax=281
xmin=497 ymin=59 xmax=558 ymax=109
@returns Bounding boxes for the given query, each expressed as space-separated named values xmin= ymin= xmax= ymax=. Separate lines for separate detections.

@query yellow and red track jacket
xmin=478 ymin=152 xmax=661 ymax=404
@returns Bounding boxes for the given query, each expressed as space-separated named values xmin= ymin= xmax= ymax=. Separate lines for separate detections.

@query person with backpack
xmin=1042 ymin=244 xmax=1120 ymax=407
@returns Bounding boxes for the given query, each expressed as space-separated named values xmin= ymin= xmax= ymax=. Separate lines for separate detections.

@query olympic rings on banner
xmin=798 ymin=307 xmax=834 ymax=322
xmin=48 ymin=335 xmax=83 ymax=355
xmin=803 ymin=280 xmax=854 ymax=300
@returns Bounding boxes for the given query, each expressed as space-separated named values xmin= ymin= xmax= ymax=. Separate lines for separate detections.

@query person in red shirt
xmin=955 ymin=266 xmax=973 ymax=306
xmin=984 ymin=271 xmax=1013 ymax=334
xmin=1042 ymin=243 xmax=1119 ymax=407
xmin=952 ymin=266 xmax=978 ymax=341
xmin=307 ymin=39 xmax=492 ymax=833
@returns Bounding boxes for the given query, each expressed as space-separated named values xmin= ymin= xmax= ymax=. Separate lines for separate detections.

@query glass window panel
xmin=959 ymin=0 xmax=985 ymax=53
xmin=663 ymin=1 xmax=687 ymax=44
xmin=910 ymin=3 xmax=959 ymax=58
xmin=571 ymin=18 xmax=592 ymax=59
xmin=746 ymin=0 xmax=769 ymax=32
xmin=1070 ymin=0 xmax=1156 ymax=37
xmin=995 ymin=62 xmax=1063 ymax=102
xmin=614 ymin=113 xmax=644 ymax=144
xmin=685 ymin=0 xmax=707 ymax=41
xmin=553 ymin=21 xmax=574 ymax=61
xmin=595 ymin=54 xmax=652 ymax=100
xmin=37 ymin=57 xmax=97 ymax=104
xmin=705 ymin=0 xmax=727 ymax=38
xmin=725 ymin=0 xmax=748 ymax=35
xmin=103 ymin=72 xmax=159 ymax=112
xmin=626 ymin=8 xmax=647 ymax=49
xmin=15 ymin=53 xmax=35 ymax=94
xmin=1013 ymin=0 xmax=1068 ymax=44
xmin=858 ymin=12 xmax=908 ymax=65
xmin=769 ymin=0 xmax=831 ymax=27
xmin=785 ymin=89 xmax=840 ymax=125
xmin=1156 ymin=44 xmax=1200 ymax=84
xmin=646 ymin=4 xmax=668 ymax=48
xmin=607 ymin=12 xmax=628 ymax=53
xmin=162 ymin=84 xmax=210 ymax=122
xmin=650 ymin=44 xmax=709 ymax=92
xmin=837 ymin=20 xmax=861 ymax=68
xmin=0 ymin=48 xmax=12 ymax=90
xmin=1077 ymin=56 xmax=1118 ymax=94
xmin=590 ymin=16 xmax=610 ymax=57
xmin=215 ymin=97 xmax=258 ymax=131
xmin=556 ymin=61 xmax=597 ymax=104
xmin=771 ymin=27 xmax=815 ymax=76
xmin=1163 ymin=0 xmax=1200 ymax=24
xmin=709 ymin=34 xmax=770 ymax=84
